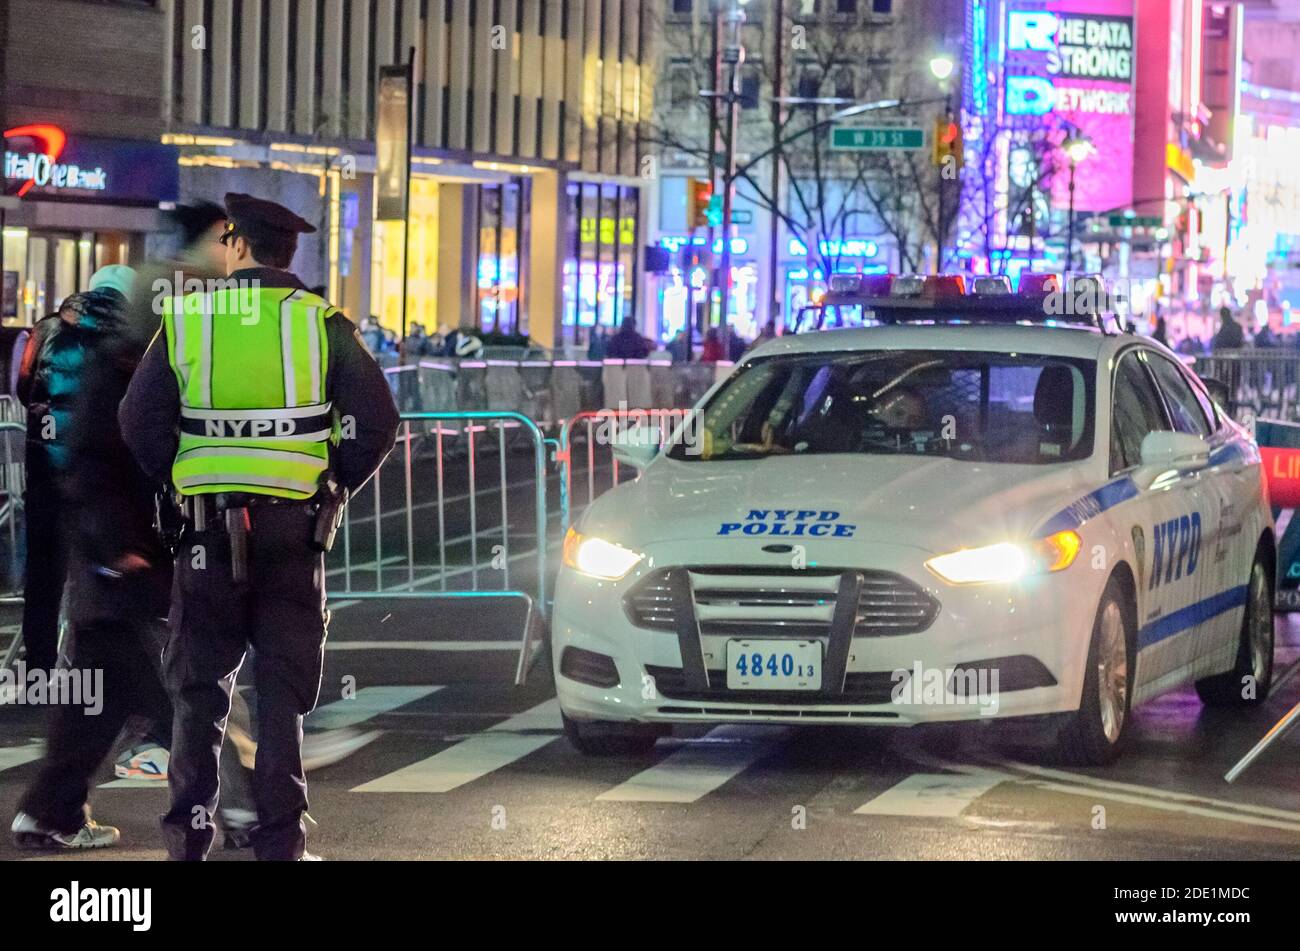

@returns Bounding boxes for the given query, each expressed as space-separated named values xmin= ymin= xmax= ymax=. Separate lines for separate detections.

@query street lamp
xmin=1062 ymin=133 xmax=1094 ymax=274
xmin=699 ymin=0 xmax=748 ymax=342
xmin=930 ymin=54 xmax=956 ymax=273
xmin=929 ymin=56 xmax=955 ymax=83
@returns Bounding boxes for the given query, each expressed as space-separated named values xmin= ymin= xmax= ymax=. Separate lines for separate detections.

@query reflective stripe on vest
xmin=164 ymin=287 xmax=332 ymax=500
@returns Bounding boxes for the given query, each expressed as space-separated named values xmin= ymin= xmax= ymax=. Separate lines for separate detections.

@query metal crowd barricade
xmin=0 ymin=395 xmax=24 ymax=425
xmin=1193 ymin=351 xmax=1300 ymax=423
xmin=1223 ymin=415 xmax=1300 ymax=780
xmin=556 ymin=407 xmax=693 ymax=535
xmin=331 ymin=411 xmax=550 ymax=684
xmin=377 ymin=355 xmax=735 ymax=428
xmin=0 ymin=421 xmax=24 ymax=671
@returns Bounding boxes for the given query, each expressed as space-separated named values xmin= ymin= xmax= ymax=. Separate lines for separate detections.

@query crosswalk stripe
xmin=351 ymin=699 xmax=562 ymax=794
xmin=98 ymin=686 xmax=443 ymax=788
xmin=0 ymin=740 xmax=44 ymax=773
xmin=98 ymin=778 xmax=165 ymax=789
xmin=307 ymin=685 xmax=442 ymax=731
xmin=596 ymin=726 xmax=788 ymax=803
xmin=854 ymin=772 xmax=1005 ymax=818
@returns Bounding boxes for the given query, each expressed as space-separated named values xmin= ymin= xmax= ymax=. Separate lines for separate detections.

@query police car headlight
xmin=562 ymin=527 xmax=643 ymax=581
xmin=925 ymin=530 xmax=1081 ymax=585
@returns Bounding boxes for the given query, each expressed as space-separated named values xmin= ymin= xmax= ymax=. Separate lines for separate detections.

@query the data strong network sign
xmin=1002 ymin=0 xmax=1136 ymax=212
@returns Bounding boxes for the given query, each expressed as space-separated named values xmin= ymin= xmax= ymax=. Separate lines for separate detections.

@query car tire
xmin=562 ymin=712 xmax=662 ymax=756
xmin=1195 ymin=548 xmax=1274 ymax=706
xmin=1053 ymin=575 xmax=1133 ymax=767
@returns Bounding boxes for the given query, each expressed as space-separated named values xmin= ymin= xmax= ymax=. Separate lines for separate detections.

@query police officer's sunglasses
xmin=218 ymin=221 xmax=239 ymax=246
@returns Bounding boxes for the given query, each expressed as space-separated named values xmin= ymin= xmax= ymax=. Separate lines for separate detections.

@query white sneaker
xmin=301 ymin=728 xmax=381 ymax=772
xmin=114 ymin=743 xmax=170 ymax=781
xmin=11 ymin=811 xmax=121 ymax=850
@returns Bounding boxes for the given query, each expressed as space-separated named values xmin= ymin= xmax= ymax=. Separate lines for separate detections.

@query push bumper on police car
xmin=552 ymin=528 xmax=1099 ymax=729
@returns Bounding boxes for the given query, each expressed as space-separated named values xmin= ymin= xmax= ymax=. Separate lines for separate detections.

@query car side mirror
xmin=611 ymin=425 xmax=661 ymax=470
xmin=1139 ymin=430 xmax=1209 ymax=472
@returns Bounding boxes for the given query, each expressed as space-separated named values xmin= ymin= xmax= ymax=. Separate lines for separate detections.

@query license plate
xmin=725 ymin=639 xmax=822 ymax=690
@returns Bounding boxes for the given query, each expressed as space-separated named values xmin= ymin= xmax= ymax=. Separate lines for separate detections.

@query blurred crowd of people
xmin=585 ymin=317 xmax=780 ymax=365
xmin=1152 ymin=306 xmax=1292 ymax=355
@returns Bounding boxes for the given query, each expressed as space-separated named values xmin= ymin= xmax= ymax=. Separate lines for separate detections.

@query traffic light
xmin=688 ymin=178 xmax=713 ymax=228
xmin=705 ymin=194 xmax=724 ymax=228
xmin=933 ymin=117 xmax=963 ymax=169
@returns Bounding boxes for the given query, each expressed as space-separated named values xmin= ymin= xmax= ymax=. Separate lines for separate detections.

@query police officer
xmin=119 ymin=193 xmax=399 ymax=861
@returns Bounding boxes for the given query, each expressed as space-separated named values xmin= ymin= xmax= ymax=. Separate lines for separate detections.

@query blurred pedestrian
xmin=606 ymin=316 xmax=652 ymax=359
xmin=1151 ymin=315 xmax=1169 ymax=347
xmin=1254 ymin=318 xmax=1279 ymax=349
xmin=13 ymin=300 xmax=75 ymax=673
xmin=700 ymin=327 xmax=725 ymax=363
xmin=667 ymin=328 xmax=691 ymax=363
xmin=398 ymin=323 xmax=435 ymax=411
xmin=11 ymin=265 xmax=174 ymax=851
xmin=402 ymin=322 xmax=435 ymax=359
xmin=587 ymin=324 xmax=608 ymax=361
xmin=726 ymin=325 xmax=747 ymax=362
xmin=1212 ymin=305 xmax=1245 ymax=351
xmin=359 ymin=316 xmax=386 ymax=355
xmin=125 ymin=201 xmax=227 ymax=350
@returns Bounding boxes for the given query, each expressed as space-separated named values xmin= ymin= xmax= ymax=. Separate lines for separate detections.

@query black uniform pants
xmin=18 ymin=602 xmax=172 ymax=834
xmin=20 ymin=453 xmax=68 ymax=672
xmin=160 ymin=503 xmax=328 ymax=861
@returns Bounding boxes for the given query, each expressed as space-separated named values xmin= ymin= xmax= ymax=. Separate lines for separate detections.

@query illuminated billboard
xmin=1002 ymin=0 xmax=1135 ymax=212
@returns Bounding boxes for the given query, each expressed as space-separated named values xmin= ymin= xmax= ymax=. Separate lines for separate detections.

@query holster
xmin=154 ymin=490 xmax=185 ymax=554
xmin=312 ymin=478 xmax=348 ymax=553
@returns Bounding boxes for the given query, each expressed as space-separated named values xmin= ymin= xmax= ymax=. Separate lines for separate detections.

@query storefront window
xmin=475 ymin=177 xmax=527 ymax=337
xmin=2 ymin=228 xmax=28 ymax=324
xmin=561 ymin=181 xmax=641 ymax=346
xmin=1 ymin=227 xmax=123 ymax=325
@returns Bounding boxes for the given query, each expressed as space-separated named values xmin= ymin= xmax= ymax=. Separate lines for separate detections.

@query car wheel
xmin=1053 ymin=576 xmax=1133 ymax=766
xmin=561 ymin=712 xmax=662 ymax=757
xmin=1196 ymin=549 xmax=1274 ymax=706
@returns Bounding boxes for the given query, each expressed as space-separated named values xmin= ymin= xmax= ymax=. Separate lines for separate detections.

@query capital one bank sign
xmin=1002 ymin=0 xmax=1136 ymax=211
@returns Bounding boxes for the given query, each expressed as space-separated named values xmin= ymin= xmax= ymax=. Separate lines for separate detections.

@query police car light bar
xmin=971 ymin=275 xmax=1013 ymax=295
xmin=828 ymin=273 xmax=864 ymax=295
xmin=825 ymin=273 xmax=892 ymax=301
xmin=1016 ymin=273 xmax=1062 ymax=297
xmin=849 ymin=270 xmax=1117 ymax=332
xmin=890 ymin=274 xmax=966 ymax=298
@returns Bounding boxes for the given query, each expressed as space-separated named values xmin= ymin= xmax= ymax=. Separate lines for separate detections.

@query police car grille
xmin=623 ymin=568 xmax=938 ymax=637
xmin=855 ymin=577 xmax=940 ymax=636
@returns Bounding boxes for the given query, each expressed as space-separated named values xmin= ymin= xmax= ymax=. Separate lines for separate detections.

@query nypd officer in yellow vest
xmin=120 ymin=193 xmax=399 ymax=860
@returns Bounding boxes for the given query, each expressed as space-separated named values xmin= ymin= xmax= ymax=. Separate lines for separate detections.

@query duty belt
xmin=179 ymin=492 xmax=318 ymax=584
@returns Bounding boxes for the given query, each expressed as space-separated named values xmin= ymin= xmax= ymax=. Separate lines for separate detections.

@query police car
xmin=552 ymin=274 xmax=1275 ymax=765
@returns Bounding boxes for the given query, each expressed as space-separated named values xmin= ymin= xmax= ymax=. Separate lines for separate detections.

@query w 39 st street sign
xmin=829 ymin=126 xmax=925 ymax=151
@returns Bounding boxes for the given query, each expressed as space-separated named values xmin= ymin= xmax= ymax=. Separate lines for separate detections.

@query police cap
xmin=222 ymin=193 xmax=317 ymax=245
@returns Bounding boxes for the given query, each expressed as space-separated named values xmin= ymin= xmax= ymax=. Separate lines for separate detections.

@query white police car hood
xmin=581 ymin=454 xmax=1095 ymax=556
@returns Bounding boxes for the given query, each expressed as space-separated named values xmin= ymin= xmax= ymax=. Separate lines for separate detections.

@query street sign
xmin=1107 ymin=214 xmax=1162 ymax=228
xmin=731 ymin=208 xmax=753 ymax=225
xmin=829 ymin=126 xmax=925 ymax=151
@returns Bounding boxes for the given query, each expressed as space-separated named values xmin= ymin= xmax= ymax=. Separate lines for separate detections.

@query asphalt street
xmin=1 ymin=598 xmax=1298 ymax=860
xmin=1 ymin=434 xmax=1299 ymax=860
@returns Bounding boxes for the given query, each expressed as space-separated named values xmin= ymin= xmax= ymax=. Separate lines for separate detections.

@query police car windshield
xmin=668 ymin=349 xmax=1095 ymax=464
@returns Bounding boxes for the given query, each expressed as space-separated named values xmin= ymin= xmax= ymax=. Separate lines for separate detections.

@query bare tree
xmin=958 ymin=117 xmax=1066 ymax=275
xmin=641 ymin=2 xmax=940 ymax=292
